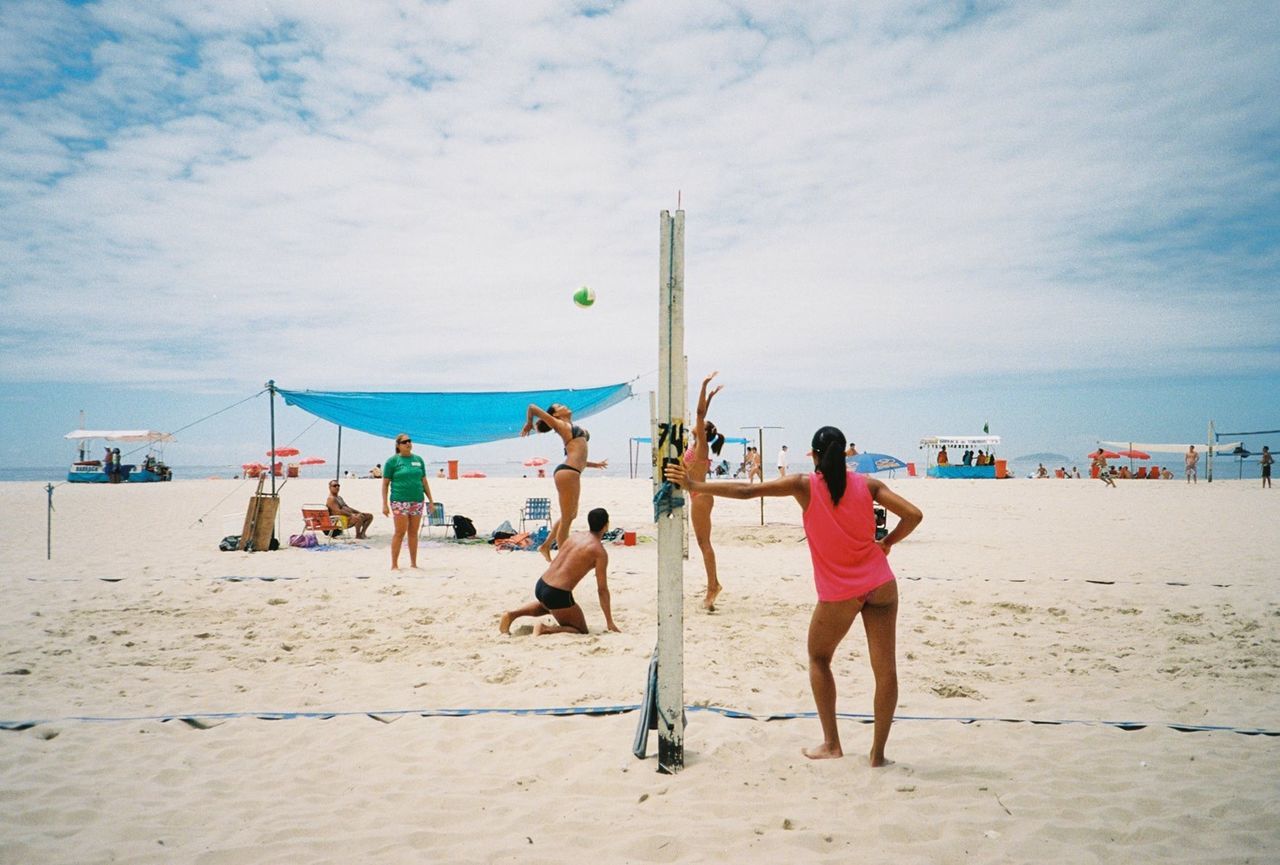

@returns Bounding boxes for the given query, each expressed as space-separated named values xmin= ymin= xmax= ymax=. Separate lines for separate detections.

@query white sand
xmin=1 ymin=475 xmax=1277 ymax=863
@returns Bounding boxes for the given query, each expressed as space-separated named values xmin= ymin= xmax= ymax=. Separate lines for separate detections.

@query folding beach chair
xmin=422 ymin=502 xmax=454 ymax=538
xmin=301 ymin=505 xmax=353 ymax=544
xmin=520 ymin=497 xmax=552 ymax=533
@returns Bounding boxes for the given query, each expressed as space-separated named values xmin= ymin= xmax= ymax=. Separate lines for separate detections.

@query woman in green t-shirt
xmin=381 ymin=433 xmax=434 ymax=570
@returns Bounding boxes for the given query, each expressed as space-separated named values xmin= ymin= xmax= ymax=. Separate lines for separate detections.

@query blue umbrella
xmin=847 ymin=452 xmax=907 ymax=474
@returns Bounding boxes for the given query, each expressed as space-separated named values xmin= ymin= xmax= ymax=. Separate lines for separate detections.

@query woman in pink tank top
xmin=666 ymin=425 xmax=922 ymax=767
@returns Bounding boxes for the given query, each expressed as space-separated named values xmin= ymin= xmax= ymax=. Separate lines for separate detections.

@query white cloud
xmin=1 ymin=0 xmax=1277 ymax=405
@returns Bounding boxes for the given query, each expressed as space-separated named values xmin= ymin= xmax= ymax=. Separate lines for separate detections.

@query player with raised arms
xmin=522 ymin=401 xmax=608 ymax=561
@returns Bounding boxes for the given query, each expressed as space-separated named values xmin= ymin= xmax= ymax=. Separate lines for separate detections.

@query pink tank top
xmin=802 ymin=471 xmax=895 ymax=602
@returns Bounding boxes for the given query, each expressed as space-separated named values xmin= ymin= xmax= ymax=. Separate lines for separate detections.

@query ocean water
xmin=5 ymin=453 xmax=1261 ymax=484
xmin=0 ymin=462 xmax=642 ymax=483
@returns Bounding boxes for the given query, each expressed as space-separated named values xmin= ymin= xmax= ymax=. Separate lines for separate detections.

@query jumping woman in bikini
xmin=684 ymin=371 xmax=726 ymax=610
xmin=666 ymin=425 xmax=922 ymax=767
xmin=522 ymin=402 xmax=608 ymax=561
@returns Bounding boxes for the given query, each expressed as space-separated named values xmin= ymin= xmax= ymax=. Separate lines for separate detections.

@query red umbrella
xmin=523 ymin=457 xmax=550 ymax=467
xmin=1089 ymin=450 xmax=1122 ymax=459
xmin=1116 ymin=449 xmax=1150 ymax=460
xmin=267 ymin=446 xmax=300 ymax=457
xmin=298 ymin=456 xmax=327 ymax=466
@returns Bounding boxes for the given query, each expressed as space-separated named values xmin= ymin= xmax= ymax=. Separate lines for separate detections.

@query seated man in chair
xmin=326 ymin=480 xmax=373 ymax=539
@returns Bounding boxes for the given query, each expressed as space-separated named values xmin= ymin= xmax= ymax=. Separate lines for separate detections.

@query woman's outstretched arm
xmin=666 ymin=462 xmax=808 ymax=507
xmin=522 ymin=404 xmax=564 ymax=438
xmin=692 ymin=371 xmax=722 ymax=462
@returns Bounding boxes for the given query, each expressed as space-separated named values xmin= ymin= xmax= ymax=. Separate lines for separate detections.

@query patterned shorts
xmin=390 ymin=500 xmax=425 ymax=517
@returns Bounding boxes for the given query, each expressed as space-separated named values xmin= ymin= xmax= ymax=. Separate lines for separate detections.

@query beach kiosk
xmin=919 ymin=435 xmax=1006 ymax=478
xmin=64 ymin=429 xmax=174 ymax=483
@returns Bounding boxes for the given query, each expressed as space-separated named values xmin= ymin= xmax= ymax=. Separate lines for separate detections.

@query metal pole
xmin=739 ymin=425 xmax=782 ymax=526
xmin=46 ymin=483 xmax=54 ymax=560
xmin=267 ymin=380 xmax=277 ymax=496
xmin=654 ymin=208 xmax=686 ymax=774
xmin=336 ymin=425 xmax=343 ymax=481
xmin=758 ymin=428 xmax=765 ymax=525
xmin=1207 ymin=420 xmax=1214 ymax=483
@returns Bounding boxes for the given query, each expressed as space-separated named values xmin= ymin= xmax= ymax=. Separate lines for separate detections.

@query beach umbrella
xmin=267 ymin=446 xmax=301 ymax=457
xmin=298 ymin=456 xmax=326 ymax=466
xmin=1089 ymin=450 xmax=1122 ymax=460
xmin=523 ymin=457 xmax=550 ymax=467
xmin=847 ymin=452 xmax=908 ymax=474
xmin=1116 ymin=449 xmax=1150 ymax=460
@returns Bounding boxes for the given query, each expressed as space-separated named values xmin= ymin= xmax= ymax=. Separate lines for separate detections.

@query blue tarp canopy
xmin=279 ymin=383 xmax=632 ymax=448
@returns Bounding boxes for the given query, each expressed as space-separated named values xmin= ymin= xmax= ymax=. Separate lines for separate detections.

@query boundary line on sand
xmin=1 ymin=705 xmax=1275 ymax=736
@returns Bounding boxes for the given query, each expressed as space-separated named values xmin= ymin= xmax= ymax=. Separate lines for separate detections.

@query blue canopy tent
xmin=629 ymin=435 xmax=750 ymax=479
xmin=273 ymin=383 xmax=632 ymax=478
xmin=278 ymin=383 xmax=632 ymax=447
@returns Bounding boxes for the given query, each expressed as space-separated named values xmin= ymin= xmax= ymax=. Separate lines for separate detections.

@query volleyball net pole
xmin=653 ymin=208 xmax=687 ymax=773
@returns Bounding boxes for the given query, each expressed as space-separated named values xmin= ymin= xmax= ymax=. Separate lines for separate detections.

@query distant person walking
xmin=1092 ymin=449 xmax=1116 ymax=488
xmin=1185 ymin=445 xmax=1199 ymax=484
xmin=1261 ymin=446 xmax=1273 ymax=489
xmin=666 ymin=425 xmax=923 ymax=767
xmin=382 ymin=433 xmax=434 ymax=570
xmin=777 ymin=445 xmax=789 ymax=477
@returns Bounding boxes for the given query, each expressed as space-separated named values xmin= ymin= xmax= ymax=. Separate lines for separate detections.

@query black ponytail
xmin=811 ymin=426 xmax=848 ymax=506
xmin=704 ymin=421 xmax=726 ymax=456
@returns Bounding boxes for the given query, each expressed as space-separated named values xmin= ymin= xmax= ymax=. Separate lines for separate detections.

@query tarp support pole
xmin=336 ymin=425 xmax=343 ymax=481
xmin=1207 ymin=420 xmax=1214 ymax=482
xmin=654 ymin=209 xmax=686 ymax=774
xmin=267 ymin=380 xmax=277 ymax=497
xmin=46 ymin=483 xmax=54 ymax=560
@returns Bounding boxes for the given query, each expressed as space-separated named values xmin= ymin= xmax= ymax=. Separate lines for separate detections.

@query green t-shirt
xmin=384 ymin=453 xmax=426 ymax=502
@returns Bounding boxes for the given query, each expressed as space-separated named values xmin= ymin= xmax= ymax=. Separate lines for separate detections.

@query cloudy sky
xmin=3 ymin=0 xmax=1277 ymax=472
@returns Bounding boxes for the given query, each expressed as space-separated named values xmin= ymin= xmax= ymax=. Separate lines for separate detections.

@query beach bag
xmin=452 ymin=515 xmax=477 ymax=539
xmin=289 ymin=533 xmax=318 ymax=548
xmin=218 ymin=535 xmax=241 ymax=551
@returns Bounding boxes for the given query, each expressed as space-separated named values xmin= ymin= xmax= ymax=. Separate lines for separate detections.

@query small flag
xmin=983 ymin=422 xmax=989 ymax=434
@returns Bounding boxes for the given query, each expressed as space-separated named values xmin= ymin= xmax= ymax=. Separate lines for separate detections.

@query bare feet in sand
xmin=802 ymin=743 xmax=843 ymax=760
xmin=499 ymin=612 xmax=514 ymax=635
xmin=869 ymin=752 xmax=894 ymax=768
xmin=537 ymin=542 xmax=552 ymax=563
xmin=532 ymin=621 xmax=547 ymax=636
xmin=703 ymin=581 xmax=722 ymax=612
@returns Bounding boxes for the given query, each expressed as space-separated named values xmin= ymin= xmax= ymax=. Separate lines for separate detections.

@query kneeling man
xmin=499 ymin=507 xmax=620 ymax=635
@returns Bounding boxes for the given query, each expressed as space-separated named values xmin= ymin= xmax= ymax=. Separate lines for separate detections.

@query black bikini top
xmin=564 ymin=424 xmax=589 ymax=455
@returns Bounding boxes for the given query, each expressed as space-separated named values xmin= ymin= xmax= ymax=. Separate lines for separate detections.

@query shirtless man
xmin=498 ymin=507 xmax=619 ymax=636
xmin=1092 ymin=449 xmax=1116 ymax=488
xmin=326 ymin=480 xmax=373 ymax=539
xmin=1185 ymin=445 xmax=1199 ymax=484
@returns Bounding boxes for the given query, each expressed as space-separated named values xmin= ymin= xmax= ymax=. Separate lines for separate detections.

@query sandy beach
xmin=1 ymin=475 xmax=1276 ymax=864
